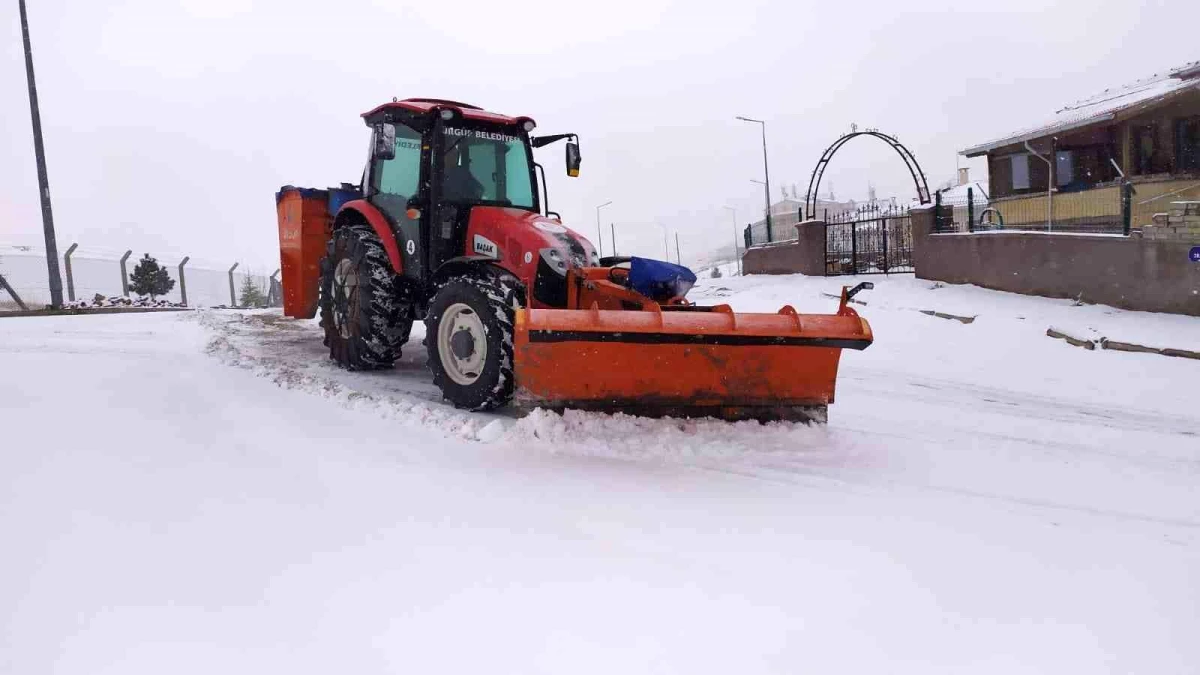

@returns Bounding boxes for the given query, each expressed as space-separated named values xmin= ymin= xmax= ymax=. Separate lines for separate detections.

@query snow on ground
xmin=2 ymin=273 xmax=1198 ymax=674
xmin=692 ymin=258 xmax=741 ymax=280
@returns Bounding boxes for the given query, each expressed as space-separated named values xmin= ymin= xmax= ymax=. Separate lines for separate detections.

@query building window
xmin=1132 ymin=124 xmax=1158 ymax=175
xmin=1177 ymin=117 xmax=1200 ymax=173
xmin=1055 ymin=150 xmax=1074 ymax=187
xmin=1011 ymin=153 xmax=1030 ymax=190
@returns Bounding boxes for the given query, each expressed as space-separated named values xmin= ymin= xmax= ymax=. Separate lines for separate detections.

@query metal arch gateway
xmin=804 ymin=131 xmax=931 ymax=220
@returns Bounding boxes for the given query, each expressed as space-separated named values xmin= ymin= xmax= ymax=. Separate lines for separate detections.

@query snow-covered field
xmin=2 ymin=273 xmax=1198 ymax=674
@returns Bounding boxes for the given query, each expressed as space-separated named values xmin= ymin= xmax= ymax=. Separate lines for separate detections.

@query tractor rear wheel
xmin=424 ymin=270 xmax=521 ymax=411
xmin=319 ymin=224 xmax=410 ymax=370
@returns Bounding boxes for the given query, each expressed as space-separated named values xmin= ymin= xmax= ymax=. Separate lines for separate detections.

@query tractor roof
xmin=361 ymin=98 xmax=533 ymax=127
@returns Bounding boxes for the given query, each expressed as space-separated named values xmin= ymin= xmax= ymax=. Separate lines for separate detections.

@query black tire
xmin=424 ymin=269 xmax=520 ymax=411
xmin=318 ymin=224 xmax=411 ymax=370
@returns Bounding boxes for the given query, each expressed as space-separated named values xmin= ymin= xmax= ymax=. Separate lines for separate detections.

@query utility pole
xmin=595 ymin=200 xmax=613 ymax=257
xmin=675 ymin=232 xmax=681 ymax=266
xmin=19 ymin=0 xmax=63 ymax=308
xmin=737 ymin=116 xmax=772 ymax=243
xmin=610 ymin=222 xmax=616 ymax=256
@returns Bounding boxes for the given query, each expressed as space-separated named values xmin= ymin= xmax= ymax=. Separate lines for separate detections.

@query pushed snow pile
xmin=66 ymin=294 xmax=186 ymax=309
xmin=195 ymin=310 xmax=504 ymax=441
xmin=501 ymin=407 xmax=830 ymax=460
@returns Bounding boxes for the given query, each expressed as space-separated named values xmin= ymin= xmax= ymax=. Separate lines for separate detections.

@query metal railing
xmin=933 ymin=183 xmax=1134 ymax=235
xmin=824 ymin=204 xmax=914 ymax=275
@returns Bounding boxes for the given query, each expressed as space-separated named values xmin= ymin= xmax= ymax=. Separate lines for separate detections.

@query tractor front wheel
xmin=425 ymin=270 xmax=520 ymax=411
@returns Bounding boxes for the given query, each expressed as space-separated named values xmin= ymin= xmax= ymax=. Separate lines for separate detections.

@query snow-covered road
xmin=3 ymin=274 xmax=1198 ymax=673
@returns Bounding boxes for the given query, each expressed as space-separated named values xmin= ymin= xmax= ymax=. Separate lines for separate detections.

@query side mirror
xmin=373 ymin=123 xmax=396 ymax=160
xmin=565 ymin=141 xmax=581 ymax=177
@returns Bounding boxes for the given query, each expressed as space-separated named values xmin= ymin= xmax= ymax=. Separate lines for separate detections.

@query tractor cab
xmin=358 ymin=99 xmax=581 ymax=286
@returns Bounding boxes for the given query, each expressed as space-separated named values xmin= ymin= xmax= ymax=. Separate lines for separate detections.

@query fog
xmin=3 ymin=0 xmax=1196 ymax=269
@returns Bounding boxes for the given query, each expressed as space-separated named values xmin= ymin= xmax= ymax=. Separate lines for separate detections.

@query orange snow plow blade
xmin=513 ymin=293 xmax=873 ymax=423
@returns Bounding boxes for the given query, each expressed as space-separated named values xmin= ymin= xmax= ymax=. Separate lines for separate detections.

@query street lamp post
xmin=723 ymin=206 xmax=742 ymax=275
xmin=734 ymin=115 xmax=772 ymax=241
xmin=19 ymin=0 xmax=64 ymax=308
xmin=734 ymin=117 xmax=772 ymax=242
xmin=595 ymin=201 xmax=613 ymax=257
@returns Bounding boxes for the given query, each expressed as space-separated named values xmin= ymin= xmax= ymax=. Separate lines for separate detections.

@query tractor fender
xmin=432 ymin=256 xmax=507 ymax=287
xmin=335 ymin=200 xmax=403 ymax=275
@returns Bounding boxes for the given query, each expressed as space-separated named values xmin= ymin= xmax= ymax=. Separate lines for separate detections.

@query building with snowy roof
xmin=960 ymin=60 xmax=1200 ymax=231
xmin=744 ymin=196 xmax=857 ymax=246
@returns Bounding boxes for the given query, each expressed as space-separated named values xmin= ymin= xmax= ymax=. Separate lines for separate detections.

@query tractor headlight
xmin=539 ymin=248 xmax=568 ymax=274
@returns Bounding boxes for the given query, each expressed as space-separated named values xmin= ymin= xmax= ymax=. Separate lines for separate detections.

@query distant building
xmin=921 ymin=169 xmax=991 ymax=231
xmin=745 ymin=197 xmax=856 ymax=245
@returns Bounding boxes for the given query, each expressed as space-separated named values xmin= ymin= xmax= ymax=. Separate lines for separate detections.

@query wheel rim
xmin=438 ymin=302 xmax=487 ymax=385
xmin=332 ymin=258 xmax=359 ymax=339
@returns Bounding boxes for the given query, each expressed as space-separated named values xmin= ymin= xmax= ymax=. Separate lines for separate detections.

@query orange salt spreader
xmin=276 ymin=98 xmax=873 ymax=422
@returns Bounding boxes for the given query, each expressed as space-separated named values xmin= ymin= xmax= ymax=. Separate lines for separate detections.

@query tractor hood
xmin=466 ymin=207 xmax=598 ymax=272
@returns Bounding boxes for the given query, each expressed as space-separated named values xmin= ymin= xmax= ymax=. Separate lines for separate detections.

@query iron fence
xmin=933 ymin=183 xmax=1134 ymax=235
xmin=824 ymin=204 xmax=914 ymax=275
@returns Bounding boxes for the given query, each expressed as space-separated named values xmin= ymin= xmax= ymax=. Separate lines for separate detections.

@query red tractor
xmin=277 ymin=98 xmax=873 ymax=422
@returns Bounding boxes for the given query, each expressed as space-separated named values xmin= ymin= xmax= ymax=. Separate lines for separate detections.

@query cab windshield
xmin=440 ymin=124 xmax=536 ymax=210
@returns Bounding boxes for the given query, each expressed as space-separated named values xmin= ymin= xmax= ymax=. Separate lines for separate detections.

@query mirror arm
xmin=531 ymin=133 xmax=576 ymax=148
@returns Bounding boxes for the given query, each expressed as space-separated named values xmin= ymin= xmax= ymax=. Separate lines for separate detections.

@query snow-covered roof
xmin=939 ymin=181 xmax=990 ymax=202
xmin=961 ymin=61 xmax=1200 ymax=157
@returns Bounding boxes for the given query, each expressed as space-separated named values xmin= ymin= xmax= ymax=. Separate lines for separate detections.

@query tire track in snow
xmin=195 ymin=310 xmax=505 ymax=441
xmin=685 ymin=446 xmax=1200 ymax=531
xmin=842 ymin=368 xmax=1200 ymax=438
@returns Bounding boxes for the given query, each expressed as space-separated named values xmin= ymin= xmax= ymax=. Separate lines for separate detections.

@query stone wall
xmin=911 ymin=206 xmax=1200 ymax=316
xmin=742 ymin=220 xmax=827 ymax=276
xmin=1144 ymin=201 xmax=1200 ymax=241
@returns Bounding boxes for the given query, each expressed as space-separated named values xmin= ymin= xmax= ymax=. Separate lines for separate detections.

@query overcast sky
xmin=2 ymin=0 xmax=1197 ymax=269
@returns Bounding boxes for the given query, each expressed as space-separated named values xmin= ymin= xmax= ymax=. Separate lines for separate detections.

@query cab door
xmin=368 ymin=122 xmax=427 ymax=282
